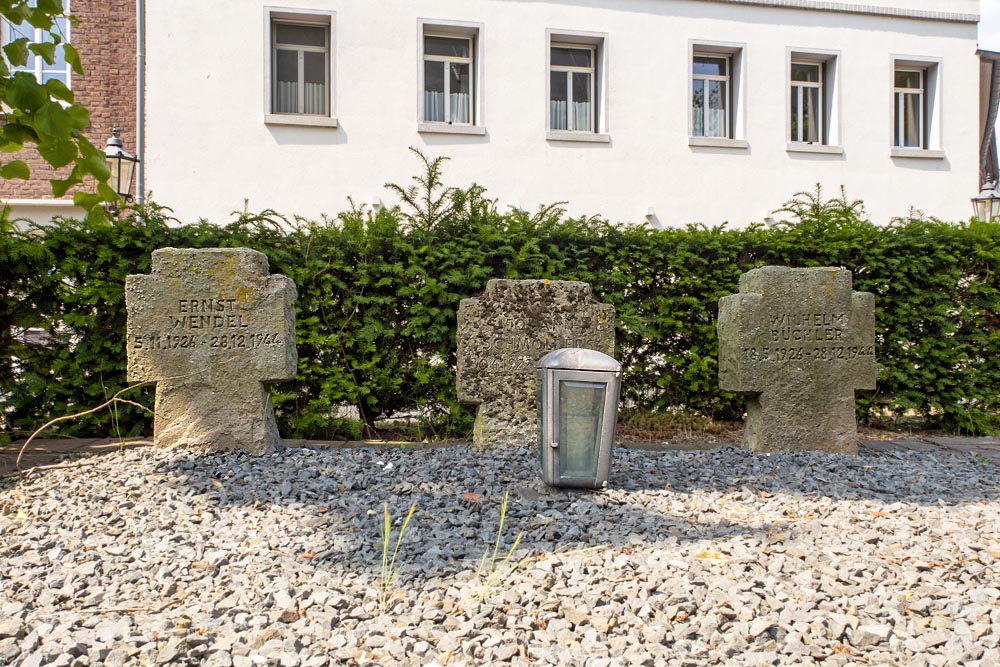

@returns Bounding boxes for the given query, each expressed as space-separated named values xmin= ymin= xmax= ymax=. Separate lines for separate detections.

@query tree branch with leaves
xmin=0 ymin=0 xmax=114 ymax=218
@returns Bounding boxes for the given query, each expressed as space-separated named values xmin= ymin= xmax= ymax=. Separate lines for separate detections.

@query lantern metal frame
xmin=972 ymin=179 xmax=1000 ymax=222
xmin=536 ymin=348 xmax=622 ymax=489
xmin=104 ymin=126 xmax=139 ymax=203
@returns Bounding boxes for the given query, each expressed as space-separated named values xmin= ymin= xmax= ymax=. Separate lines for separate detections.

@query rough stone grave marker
xmin=126 ymin=248 xmax=297 ymax=453
xmin=457 ymin=279 xmax=615 ymax=449
xmin=717 ymin=266 xmax=876 ymax=455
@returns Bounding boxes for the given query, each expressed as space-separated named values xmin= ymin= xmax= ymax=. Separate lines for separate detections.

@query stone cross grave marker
xmin=717 ymin=266 xmax=876 ymax=455
xmin=126 ymin=248 xmax=297 ymax=453
xmin=457 ymin=279 xmax=615 ymax=449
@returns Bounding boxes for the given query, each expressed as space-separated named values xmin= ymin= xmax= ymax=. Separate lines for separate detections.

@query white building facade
xmin=145 ymin=0 xmax=983 ymax=226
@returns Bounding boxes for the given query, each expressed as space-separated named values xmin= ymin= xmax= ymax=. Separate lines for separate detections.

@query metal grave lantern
xmin=536 ymin=348 xmax=622 ymax=489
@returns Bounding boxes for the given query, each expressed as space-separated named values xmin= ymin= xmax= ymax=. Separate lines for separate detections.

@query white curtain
xmin=572 ymin=102 xmax=590 ymax=132
xmin=304 ymin=82 xmax=325 ymax=115
xmin=706 ymin=107 xmax=725 ymax=137
xmin=276 ymin=81 xmax=326 ymax=115
xmin=425 ymin=91 xmax=470 ymax=123
xmin=550 ymin=100 xmax=568 ymax=130
xmin=550 ymin=101 xmax=590 ymax=131
xmin=276 ymin=80 xmax=297 ymax=114
xmin=449 ymin=93 xmax=470 ymax=123
xmin=425 ymin=91 xmax=445 ymax=122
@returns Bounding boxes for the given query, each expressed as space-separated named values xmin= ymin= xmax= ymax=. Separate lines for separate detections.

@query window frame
xmin=688 ymin=41 xmax=747 ymax=149
xmin=890 ymin=56 xmax=943 ymax=158
xmin=422 ymin=32 xmax=475 ymax=126
xmin=549 ymin=42 xmax=596 ymax=133
xmin=789 ymin=61 xmax=823 ymax=144
xmin=893 ymin=67 xmax=924 ymax=148
xmin=263 ymin=7 xmax=337 ymax=128
xmin=691 ymin=52 xmax=731 ymax=139
xmin=1 ymin=0 xmax=72 ymax=88
xmin=417 ymin=19 xmax=485 ymax=135
xmin=785 ymin=49 xmax=842 ymax=154
xmin=545 ymin=29 xmax=609 ymax=143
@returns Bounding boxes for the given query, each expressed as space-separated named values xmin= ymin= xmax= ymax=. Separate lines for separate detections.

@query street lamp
xmin=104 ymin=126 xmax=138 ymax=203
xmin=972 ymin=180 xmax=1000 ymax=221
xmin=536 ymin=348 xmax=622 ymax=489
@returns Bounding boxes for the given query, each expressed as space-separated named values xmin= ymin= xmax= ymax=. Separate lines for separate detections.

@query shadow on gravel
xmin=148 ymin=443 xmax=1000 ymax=584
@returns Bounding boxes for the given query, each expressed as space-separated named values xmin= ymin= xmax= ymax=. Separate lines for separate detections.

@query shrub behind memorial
xmin=1 ymin=183 xmax=997 ymax=442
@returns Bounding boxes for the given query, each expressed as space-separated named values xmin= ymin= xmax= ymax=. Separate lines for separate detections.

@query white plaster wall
xmin=4 ymin=200 xmax=83 ymax=227
xmin=145 ymin=0 xmax=981 ymax=227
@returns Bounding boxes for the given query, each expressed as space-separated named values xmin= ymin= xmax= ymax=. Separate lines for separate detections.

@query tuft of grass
xmin=377 ymin=501 xmax=417 ymax=614
xmin=471 ymin=489 xmax=525 ymax=601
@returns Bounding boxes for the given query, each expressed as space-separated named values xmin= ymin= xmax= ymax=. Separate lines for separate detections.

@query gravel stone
xmin=2 ymin=443 xmax=999 ymax=666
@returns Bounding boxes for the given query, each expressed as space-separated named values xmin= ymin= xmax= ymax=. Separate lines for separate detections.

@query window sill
xmin=890 ymin=147 xmax=945 ymax=160
xmin=546 ymin=131 xmax=611 ymax=143
xmin=786 ymin=143 xmax=844 ymax=155
xmin=264 ymin=113 xmax=339 ymax=128
xmin=417 ymin=123 xmax=487 ymax=136
xmin=688 ymin=136 xmax=749 ymax=149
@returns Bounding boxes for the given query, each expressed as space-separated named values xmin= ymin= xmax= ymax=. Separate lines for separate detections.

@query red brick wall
xmin=0 ymin=0 xmax=137 ymax=200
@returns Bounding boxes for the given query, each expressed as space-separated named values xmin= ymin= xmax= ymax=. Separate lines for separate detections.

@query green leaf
xmin=96 ymin=181 xmax=118 ymax=202
xmin=72 ymin=191 xmax=103 ymax=209
xmin=45 ymin=78 xmax=74 ymax=103
xmin=64 ymin=103 xmax=89 ymax=129
xmin=28 ymin=41 xmax=57 ymax=65
xmin=37 ymin=138 xmax=76 ymax=168
xmin=0 ymin=160 xmax=30 ymax=180
xmin=37 ymin=0 xmax=66 ymax=14
xmin=25 ymin=7 xmax=54 ymax=31
xmin=34 ymin=101 xmax=73 ymax=138
xmin=3 ymin=38 xmax=29 ymax=67
xmin=0 ymin=122 xmax=34 ymax=151
xmin=50 ymin=166 xmax=81 ymax=197
xmin=7 ymin=72 xmax=47 ymax=112
xmin=77 ymin=145 xmax=110 ymax=181
xmin=62 ymin=43 xmax=82 ymax=75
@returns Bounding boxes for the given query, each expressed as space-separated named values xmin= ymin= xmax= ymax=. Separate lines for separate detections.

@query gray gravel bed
xmin=2 ymin=443 xmax=999 ymax=666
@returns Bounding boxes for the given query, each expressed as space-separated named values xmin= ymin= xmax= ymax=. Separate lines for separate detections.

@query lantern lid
xmin=537 ymin=347 xmax=621 ymax=372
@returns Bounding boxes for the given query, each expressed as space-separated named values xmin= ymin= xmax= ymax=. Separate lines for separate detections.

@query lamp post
xmin=104 ymin=126 xmax=139 ymax=205
xmin=536 ymin=348 xmax=622 ymax=489
xmin=972 ymin=180 xmax=1000 ymax=221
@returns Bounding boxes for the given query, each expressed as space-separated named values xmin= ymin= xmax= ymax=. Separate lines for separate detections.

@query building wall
xmin=145 ymin=0 xmax=981 ymax=226
xmin=0 ymin=0 xmax=137 ymax=223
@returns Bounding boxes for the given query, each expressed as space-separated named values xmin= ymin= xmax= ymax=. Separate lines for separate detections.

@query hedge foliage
xmin=2 ymin=159 xmax=998 ymax=441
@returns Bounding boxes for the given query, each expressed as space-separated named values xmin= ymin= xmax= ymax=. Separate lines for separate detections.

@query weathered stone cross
xmin=717 ymin=266 xmax=876 ymax=454
xmin=126 ymin=248 xmax=297 ymax=453
xmin=457 ymin=279 xmax=615 ymax=449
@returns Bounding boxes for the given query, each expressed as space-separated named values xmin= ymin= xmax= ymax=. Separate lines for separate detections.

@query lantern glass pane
xmin=558 ymin=380 xmax=606 ymax=479
xmin=119 ymin=158 xmax=136 ymax=198
xmin=107 ymin=156 xmax=121 ymax=194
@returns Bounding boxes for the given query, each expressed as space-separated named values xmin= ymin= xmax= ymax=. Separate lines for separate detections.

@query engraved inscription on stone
xmin=457 ymin=279 xmax=615 ymax=449
xmin=126 ymin=248 xmax=297 ymax=454
xmin=717 ymin=266 xmax=876 ymax=455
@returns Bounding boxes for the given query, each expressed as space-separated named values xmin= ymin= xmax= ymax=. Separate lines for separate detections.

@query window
xmin=264 ymin=8 xmax=335 ymax=127
xmin=894 ymin=68 xmax=924 ymax=148
xmin=890 ymin=57 xmax=941 ymax=157
xmin=692 ymin=54 xmax=729 ymax=138
xmin=417 ymin=21 xmax=483 ymax=134
xmin=786 ymin=50 xmax=840 ymax=153
xmin=2 ymin=0 xmax=71 ymax=86
xmin=790 ymin=62 xmax=823 ymax=143
xmin=423 ymin=34 xmax=474 ymax=125
xmin=549 ymin=44 xmax=595 ymax=132
xmin=545 ymin=30 xmax=608 ymax=142
xmin=272 ymin=22 xmax=328 ymax=115
xmin=688 ymin=42 xmax=745 ymax=147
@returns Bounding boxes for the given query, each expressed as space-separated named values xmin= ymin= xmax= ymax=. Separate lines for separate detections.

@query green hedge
xmin=2 ymin=175 xmax=998 ymax=441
